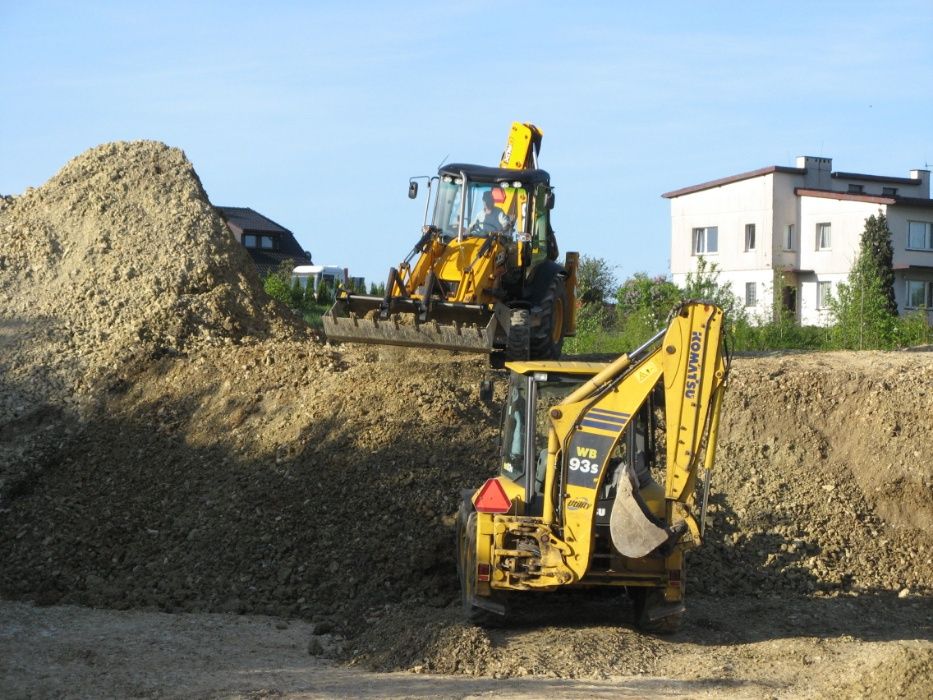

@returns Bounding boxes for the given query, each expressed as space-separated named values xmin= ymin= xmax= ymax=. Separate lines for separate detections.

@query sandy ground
xmin=0 ymin=600 xmax=731 ymax=699
xmin=2 ymin=596 xmax=930 ymax=699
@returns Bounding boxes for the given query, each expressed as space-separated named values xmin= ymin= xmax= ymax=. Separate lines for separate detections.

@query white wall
xmin=886 ymin=205 xmax=933 ymax=269
xmin=670 ymin=174 xmax=775 ymax=277
xmin=798 ymin=197 xmax=880 ymax=275
xmin=772 ymin=172 xmax=802 ymax=270
xmin=798 ymin=272 xmax=848 ymax=326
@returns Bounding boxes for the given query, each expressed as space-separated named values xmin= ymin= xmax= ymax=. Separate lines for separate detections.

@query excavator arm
xmin=544 ymin=302 xmax=729 ymax=577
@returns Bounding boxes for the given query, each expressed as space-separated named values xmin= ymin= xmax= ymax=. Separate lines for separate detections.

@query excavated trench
xmin=1 ymin=142 xmax=930 ymax=694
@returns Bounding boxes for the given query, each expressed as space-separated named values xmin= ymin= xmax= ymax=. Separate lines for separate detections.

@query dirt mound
xmin=1 ymin=143 xmax=930 ymax=688
xmin=690 ymin=352 xmax=933 ymax=599
xmin=346 ymin=351 xmax=933 ymax=676
xmin=0 ymin=141 xmax=304 ymax=502
xmin=0 ymin=140 xmax=298 ymax=379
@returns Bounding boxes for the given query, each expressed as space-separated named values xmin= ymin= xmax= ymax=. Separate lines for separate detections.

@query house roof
xmin=661 ymin=165 xmax=805 ymax=199
xmin=795 ymin=188 xmax=933 ymax=209
xmin=831 ymin=171 xmax=921 ymax=186
xmin=216 ymin=206 xmax=291 ymax=234
xmin=795 ymin=188 xmax=895 ymax=205
xmin=215 ymin=206 xmax=311 ymax=275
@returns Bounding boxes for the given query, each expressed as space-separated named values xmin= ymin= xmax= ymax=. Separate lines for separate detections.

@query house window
xmin=692 ymin=226 xmax=718 ymax=255
xmin=882 ymin=186 xmax=898 ymax=196
xmin=907 ymin=221 xmax=933 ymax=251
xmin=817 ymin=223 xmax=832 ymax=250
xmin=905 ymin=280 xmax=933 ymax=308
xmin=745 ymin=282 xmax=757 ymax=307
xmin=243 ymin=234 xmax=257 ymax=248
xmin=817 ymin=281 xmax=832 ymax=308
xmin=783 ymin=224 xmax=795 ymax=251
xmin=260 ymin=235 xmax=275 ymax=250
xmin=847 ymin=184 xmax=864 ymax=194
xmin=744 ymin=224 xmax=756 ymax=251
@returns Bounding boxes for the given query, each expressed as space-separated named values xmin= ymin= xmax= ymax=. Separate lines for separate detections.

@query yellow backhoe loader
xmin=323 ymin=123 xmax=578 ymax=362
xmin=456 ymin=300 xmax=730 ymax=632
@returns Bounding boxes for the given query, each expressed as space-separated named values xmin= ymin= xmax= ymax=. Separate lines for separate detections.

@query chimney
xmin=796 ymin=156 xmax=833 ymax=189
xmin=909 ymin=169 xmax=930 ymax=198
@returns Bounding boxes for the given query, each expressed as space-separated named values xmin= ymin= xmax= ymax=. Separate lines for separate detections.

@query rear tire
xmin=530 ymin=275 xmax=568 ymax=360
xmin=629 ymin=588 xmax=683 ymax=635
xmin=456 ymin=502 xmax=503 ymax=625
xmin=504 ymin=308 xmax=530 ymax=361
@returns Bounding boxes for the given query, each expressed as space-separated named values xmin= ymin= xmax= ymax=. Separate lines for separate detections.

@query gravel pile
xmin=0 ymin=141 xmax=303 ymax=502
xmin=692 ymin=353 xmax=932 ymax=598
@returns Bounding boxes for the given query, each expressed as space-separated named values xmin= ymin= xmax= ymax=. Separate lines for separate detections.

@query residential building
xmin=664 ymin=157 xmax=933 ymax=325
xmin=216 ymin=206 xmax=311 ymax=276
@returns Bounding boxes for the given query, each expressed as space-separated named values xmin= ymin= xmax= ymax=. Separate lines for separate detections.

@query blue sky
xmin=2 ymin=1 xmax=931 ymax=287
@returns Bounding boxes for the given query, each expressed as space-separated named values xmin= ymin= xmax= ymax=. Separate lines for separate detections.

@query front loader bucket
xmin=322 ymin=294 xmax=498 ymax=353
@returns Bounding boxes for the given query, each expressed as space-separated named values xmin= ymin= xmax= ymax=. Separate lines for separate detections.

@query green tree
xmin=682 ymin=256 xmax=744 ymax=322
xmin=290 ymin=276 xmax=304 ymax=307
xmin=616 ymin=273 xmax=682 ymax=327
xmin=576 ymin=255 xmax=618 ymax=305
xmin=612 ymin=273 xmax=683 ymax=347
xmin=856 ymin=212 xmax=897 ymax=315
xmin=828 ymin=212 xmax=899 ymax=349
xmin=263 ymin=260 xmax=295 ymax=307
xmin=316 ymin=280 xmax=334 ymax=305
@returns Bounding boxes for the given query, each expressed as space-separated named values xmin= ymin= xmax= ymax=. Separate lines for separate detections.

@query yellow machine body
xmin=323 ymin=123 xmax=577 ymax=361
xmin=457 ymin=301 xmax=730 ymax=629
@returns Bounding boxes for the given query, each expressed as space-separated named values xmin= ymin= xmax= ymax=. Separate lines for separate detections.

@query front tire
xmin=530 ymin=275 xmax=568 ymax=360
xmin=504 ymin=308 xmax=530 ymax=361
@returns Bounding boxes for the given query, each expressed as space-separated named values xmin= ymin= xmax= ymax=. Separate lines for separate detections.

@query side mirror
xmin=479 ymin=380 xmax=494 ymax=403
xmin=544 ymin=191 xmax=555 ymax=210
xmin=408 ymin=181 xmax=418 ymax=199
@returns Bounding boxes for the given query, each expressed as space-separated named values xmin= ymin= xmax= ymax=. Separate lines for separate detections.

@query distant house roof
xmin=661 ymin=166 xmax=805 ymax=199
xmin=216 ymin=206 xmax=311 ymax=276
xmin=794 ymin=189 xmax=933 ymax=209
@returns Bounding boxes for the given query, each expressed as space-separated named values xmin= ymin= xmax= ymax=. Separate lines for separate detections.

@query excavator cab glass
xmin=499 ymin=370 xmax=586 ymax=515
xmin=432 ymin=176 xmax=530 ymax=240
xmin=500 ymin=378 xmax=528 ymax=482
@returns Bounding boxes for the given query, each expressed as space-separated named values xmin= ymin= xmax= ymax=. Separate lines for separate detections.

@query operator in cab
xmin=470 ymin=190 xmax=511 ymax=234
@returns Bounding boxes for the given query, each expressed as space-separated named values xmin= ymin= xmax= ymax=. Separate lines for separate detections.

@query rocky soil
xmin=1 ymin=142 xmax=930 ymax=697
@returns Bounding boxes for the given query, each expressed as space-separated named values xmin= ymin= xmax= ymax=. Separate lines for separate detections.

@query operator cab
xmin=499 ymin=362 xmax=666 ymax=534
xmin=428 ymin=164 xmax=557 ymax=266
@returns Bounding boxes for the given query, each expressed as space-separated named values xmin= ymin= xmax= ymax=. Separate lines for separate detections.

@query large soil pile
xmin=0 ymin=141 xmax=304 ymax=504
xmin=1 ymin=142 xmax=930 ymax=685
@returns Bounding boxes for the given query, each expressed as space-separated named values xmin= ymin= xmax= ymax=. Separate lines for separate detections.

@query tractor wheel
xmin=629 ymin=587 xmax=683 ymax=635
xmin=530 ymin=275 xmax=568 ymax=360
xmin=456 ymin=503 xmax=501 ymax=625
xmin=504 ymin=308 xmax=530 ymax=361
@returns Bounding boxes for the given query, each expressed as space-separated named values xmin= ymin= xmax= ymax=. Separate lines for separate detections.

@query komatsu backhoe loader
xmin=456 ymin=300 xmax=729 ymax=632
xmin=323 ymin=123 xmax=578 ymax=362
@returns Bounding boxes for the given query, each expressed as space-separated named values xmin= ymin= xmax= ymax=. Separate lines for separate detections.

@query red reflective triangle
xmin=473 ymin=478 xmax=512 ymax=514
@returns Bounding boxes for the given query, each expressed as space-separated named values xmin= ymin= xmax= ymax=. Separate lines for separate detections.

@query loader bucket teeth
xmin=323 ymin=295 xmax=498 ymax=353
xmin=609 ymin=465 xmax=670 ymax=558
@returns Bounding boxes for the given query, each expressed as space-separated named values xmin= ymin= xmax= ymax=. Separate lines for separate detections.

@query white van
xmin=291 ymin=265 xmax=348 ymax=293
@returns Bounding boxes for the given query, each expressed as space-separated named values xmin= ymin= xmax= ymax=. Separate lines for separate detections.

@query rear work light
xmin=473 ymin=478 xmax=512 ymax=514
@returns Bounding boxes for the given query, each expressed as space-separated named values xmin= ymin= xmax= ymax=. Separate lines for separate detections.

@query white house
xmin=664 ymin=157 xmax=933 ymax=326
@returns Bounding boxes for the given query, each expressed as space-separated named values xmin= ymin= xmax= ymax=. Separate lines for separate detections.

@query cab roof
xmin=505 ymin=360 xmax=606 ymax=377
xmin=439 ymin=163 xmax=551 ymax=186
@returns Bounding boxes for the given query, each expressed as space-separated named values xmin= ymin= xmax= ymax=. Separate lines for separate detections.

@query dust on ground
xmin=1 ymin=142 xmax=931 ymax=697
